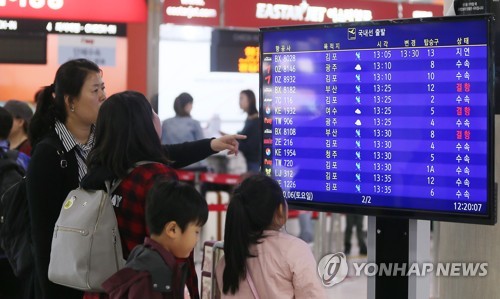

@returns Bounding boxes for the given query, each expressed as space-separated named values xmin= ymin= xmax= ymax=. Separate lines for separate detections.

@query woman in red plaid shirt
xmin=80 ymin=91 xmax=241 ymax=299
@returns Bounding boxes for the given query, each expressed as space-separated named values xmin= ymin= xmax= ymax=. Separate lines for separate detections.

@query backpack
xmin=0 ymin=148 xmax=26 ymax=195
xmin=0 ymin=150 xmax=24 ymax=227
xmin=48 ymin=179 xmax=126 ymax=291
xmin=0 ymin=149 xmax=30 ymax=277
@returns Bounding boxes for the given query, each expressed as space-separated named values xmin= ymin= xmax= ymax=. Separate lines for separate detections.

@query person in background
xmin=298 ymin=211 xmax=314 ymax=243
xmin=216 ymin=175 xmax=326 ymax=299
xmin=162 ymin=92 xmax=204 ymax=145
xmin=4 ymin=100 xmax=33 ymax=156
xmin=27 ymin=59 xmax=245 ymax=299
xmin=235 ymin=90 xmax=261 ymax=173
xmin=0 ymin=106 xmax=30 ymax=299
xmin=0 ymin=107 xmax=30 ymax=171
xmin=103 ymin=178 xmax=209 ymax=299
xmin=344 ymin=214 xmax=367 ymax=256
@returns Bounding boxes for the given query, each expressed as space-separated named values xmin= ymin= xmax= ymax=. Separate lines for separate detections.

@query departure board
xmin=260 ymin=15 xmax=496 ymax=224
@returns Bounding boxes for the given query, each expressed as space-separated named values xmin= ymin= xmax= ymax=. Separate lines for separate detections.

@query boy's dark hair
xmin=146 ymin=178 xmax=208 ymax=235
xmin=0 ymin=107 xmax=13 ymax=140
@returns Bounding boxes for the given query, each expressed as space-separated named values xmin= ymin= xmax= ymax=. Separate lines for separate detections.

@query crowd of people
xmin=0 ymin=58 xmax=368 ymax=299
xmin=0 ymin=58 xmax=331 ymax=299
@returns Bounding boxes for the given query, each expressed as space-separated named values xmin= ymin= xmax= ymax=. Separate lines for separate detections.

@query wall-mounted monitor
xmin=211 ymin=29 xmax=259 ymax=73
xmin=260 ymin=15 xmax=496 ymax=224
xmin=0 ymin=32 xmax=46 ymax=64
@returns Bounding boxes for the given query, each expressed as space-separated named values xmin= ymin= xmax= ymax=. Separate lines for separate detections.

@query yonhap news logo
xmin=317 ymin=252 xmax=489 ymax=288
xmin=317 ymin=252 xmax=349 ymax=287
xmin=350 ymin=262 xmax=488 ymax=278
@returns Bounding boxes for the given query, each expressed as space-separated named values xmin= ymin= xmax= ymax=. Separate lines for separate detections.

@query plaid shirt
xmin=84 ymin=163 xmax=200 ymax=299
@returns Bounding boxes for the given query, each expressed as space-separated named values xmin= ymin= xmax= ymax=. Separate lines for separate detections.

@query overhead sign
xmin=224 ymin=0 xmax=399 ymax=28
xmin=0 ymin=18 xmax=126 ymax=36
xmin=210 ymin=29 xmax=259 ymax=73
xmin=0 ymin=31 xmax=46 ymax=64
xmin=163 ymin=0 xmax=220 ymax=26
xmin=255 ymin=2 xmax=372 ymax=23
xmin=453 ymin=0 xmax=491 ymax=15
xmin=401 ymin=3 xmax=443 ymax=18
xmin=0 ymin=0 xmax=146 ymax=23
xmin=58 ymin=35 xmax=117 ymax=67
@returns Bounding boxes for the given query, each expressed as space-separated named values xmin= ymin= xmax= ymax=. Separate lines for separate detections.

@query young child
xmin=216 ymin=174 xmax=326 ymax=299
xmin=103 ymin=178 xmax=208 ymax=299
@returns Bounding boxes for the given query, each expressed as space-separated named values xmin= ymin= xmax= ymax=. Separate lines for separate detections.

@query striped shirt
xmin=54 ymin=120 xmax=95 ymax=181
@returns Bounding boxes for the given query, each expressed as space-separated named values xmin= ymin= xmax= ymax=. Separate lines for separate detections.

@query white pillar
xmin=408 ymin=220 xmax=431 ymax=299
xmin=443 ymin=0 xmax=456 ymax=16
xmin=147 ymin=0 xmax=162 ymax=99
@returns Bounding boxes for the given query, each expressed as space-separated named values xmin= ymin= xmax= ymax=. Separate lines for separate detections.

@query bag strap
xmin=246 ymin=270 xmax=260 ymax=299
xmin=105 ymin=180 xmax=122 ymax=195
xmin=56 ymin=148 xmax=67 ymax=169
xmin=104 ymin=161 xmax=161 ymax=194
xmin=4 ymin=150 xmax=19 ymax=161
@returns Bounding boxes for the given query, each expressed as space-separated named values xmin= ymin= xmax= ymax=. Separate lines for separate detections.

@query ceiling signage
xmin=163 ymin=0 xmax=220 ymax=26
xmin=401 ymin=3 xmax=443 ymax=18
xmin=210 ymin=29 xmax=259 ymax=73
xmin=0 ymin=18 xmax=126 ymax=36
xmin=255 ymin=2 xmax=373 ymax=23
xmin=0 ymin=19 xmax=17 ymax=31
xmin=58 ymin=35 xmax=117 ymax=67
xmin=224 ymin=0 xmax=399 ymax=28
xmin=0 ymin=0 xmax=146 ymax=23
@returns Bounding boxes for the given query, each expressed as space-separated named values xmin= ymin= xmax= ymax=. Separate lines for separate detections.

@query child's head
xmin=146 ymin=178 xmax=208 ymax=258
xmin=222 ymin=174 xmax=286 ymax=294
xmin=230 ymin=174 xmax=287 ymax=232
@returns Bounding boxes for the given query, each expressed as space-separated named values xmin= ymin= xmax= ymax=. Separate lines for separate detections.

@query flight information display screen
xmin=260 ymin=15 xmax=496 ymax=224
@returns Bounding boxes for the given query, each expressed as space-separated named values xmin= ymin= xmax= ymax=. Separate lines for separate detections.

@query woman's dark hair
xmin=240 ymin=89 xmax=258 ymax=116
xmin=173 ymin=92 xmax=193 ymax=117
xmin=0 ymin=107 xmax=13 ymax=140
xmin=146 ymin=178 xmax=208 ymax=235
xmin=86 ymin=91 xmax=169 ymax=178
xmin=4 ymin=100 xmax=33 ymax=135
xmin=29 ymin=59 xmax=101 ymax=146
xmin=222 ymin=174 xmax=285 ymax=294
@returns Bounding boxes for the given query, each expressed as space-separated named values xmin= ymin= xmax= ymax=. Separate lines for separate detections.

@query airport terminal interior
xmin=1 ymin=0 xmax=500 ymax=298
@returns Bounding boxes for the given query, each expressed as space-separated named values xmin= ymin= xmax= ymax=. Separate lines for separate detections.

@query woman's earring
xmin=70 ymin=105 xmax=75 ymax=112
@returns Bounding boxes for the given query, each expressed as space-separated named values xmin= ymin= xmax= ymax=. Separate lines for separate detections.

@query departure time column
xmin=371 ymin=49 xmax=394 ymax=197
